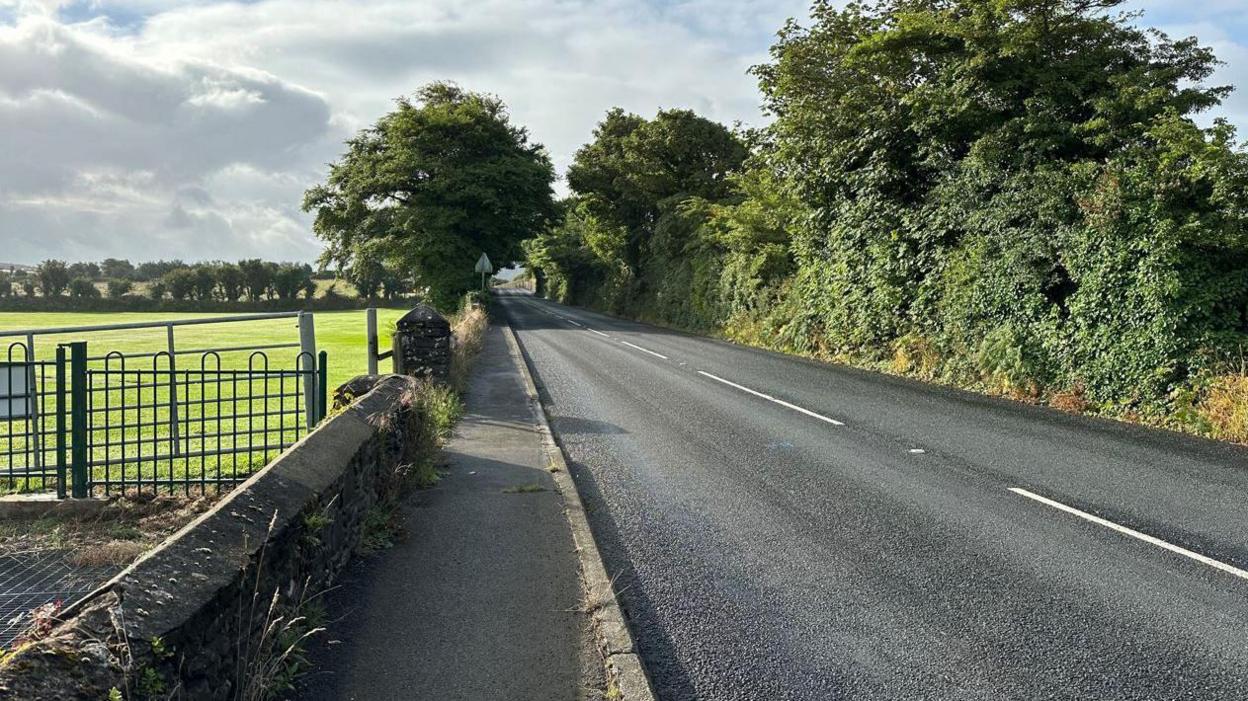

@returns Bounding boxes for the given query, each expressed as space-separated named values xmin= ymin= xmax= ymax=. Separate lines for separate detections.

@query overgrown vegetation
xmin=350 ymin=298 xmax=486 ymax=555
xmin=235 ymin=515 xmax=326 ymax=701
xmin=525 ymin=0 xmax=1248 ymax=439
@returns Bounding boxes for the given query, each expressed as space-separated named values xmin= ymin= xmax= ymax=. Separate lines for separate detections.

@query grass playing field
xmin=0 ymin=307 xmax=414 ymax=495
xmin=0 ymin=308 xmax=411 ymax=389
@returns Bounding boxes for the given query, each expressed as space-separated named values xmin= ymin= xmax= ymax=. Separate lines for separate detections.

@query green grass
xmin=0 ymin=308 xmax=410 ymax=389
xmin=0 ymin=308 xmax=412 ymax=495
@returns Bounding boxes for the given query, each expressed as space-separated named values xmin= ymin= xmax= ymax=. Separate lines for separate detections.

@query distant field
xmin=0 ymin=308 xmax=409 ymax=388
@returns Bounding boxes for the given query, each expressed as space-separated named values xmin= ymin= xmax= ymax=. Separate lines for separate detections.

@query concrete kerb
xmin=501 ymin=322 xmax=658 ymax=701
xmin=0 ymin=492 xmax=109 ymax=520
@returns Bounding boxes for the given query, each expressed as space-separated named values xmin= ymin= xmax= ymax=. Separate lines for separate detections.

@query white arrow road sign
xmin=474 ymin=253 xmax=494 ymax=274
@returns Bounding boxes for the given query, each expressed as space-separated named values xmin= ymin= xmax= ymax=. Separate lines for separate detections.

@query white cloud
xmin=0 ymin=0 xmax=812 ymax=263
xmin=0 ymin=0 xmax=1245 ymax=264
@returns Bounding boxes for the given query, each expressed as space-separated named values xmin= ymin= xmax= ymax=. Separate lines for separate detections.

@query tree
xmin=68 ymin=262 xmax=101 ymax=280
xmin=215 ymin=263 xmax=245 ymax=302
xmin=68 ymin=277 xmax=100 ymax=298
xmin=528 ymin=108 xmax=748 ymax=314
xmin=272 ymin=264 xmax=313 ymax=301
xmin=380 ymin=266 xmax=412 ymax=300
xmin=748 ymin=0 xmax=1245 ymax=403
xmin=238 ymin=259 xmax=274 ymax=302
xmin=0 ymin=272 xmax=11 ymax=298
xmin=566 ymin=108 xmax=747 ymax=279
xmin=190 ymin=264 xmax=218 ymax=301
xmin=135 ymin=260 xmax=185 ymax=282
xmin=304 ymin=82 xmax=556 ymax=308
xmin=100 ymin=258 xmax=135 ymax=280
xmin=345 ymin=256 xmax=385 ymax=299
xmin=147 ymin=282 xmax=168 ymax=301
xmin=106 ymin=279 xmax=133 ymax=299
xmin=36 ymin=260 xmax=70 ymax=297
xmin=162 ymin=269 xmax=196 ymax=301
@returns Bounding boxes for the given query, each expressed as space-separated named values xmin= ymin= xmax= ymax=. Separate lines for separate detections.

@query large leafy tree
xmin=36 ymin=260 xmax=70 ymax=297
xmin=305 ymin=83 xmax=556 ymax=308
xmin=566 ymin=108 xmax=747 ymax=280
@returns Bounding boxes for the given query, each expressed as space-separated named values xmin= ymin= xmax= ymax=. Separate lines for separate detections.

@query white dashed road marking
xmin=1009 ymin=487 xmax=1248 ymax=582
xmin=621 ymin=341 xmax=668 ymax=360
xmin=696 ymin=371 xmax=845 ymax=427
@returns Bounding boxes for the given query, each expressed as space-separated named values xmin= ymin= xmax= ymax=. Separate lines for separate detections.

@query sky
xmin=0 ymin=0 xmax=1245 ymax=265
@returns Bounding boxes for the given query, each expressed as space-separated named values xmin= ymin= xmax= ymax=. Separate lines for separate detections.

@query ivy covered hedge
xmin=525 ymin=0 xmax=1248 ymax=438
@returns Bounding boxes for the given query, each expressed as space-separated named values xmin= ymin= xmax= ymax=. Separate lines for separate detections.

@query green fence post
xmin=317 ymin=350 xmax=328 ymax=426
xmin=54 ymin=345 xmax=68 ymax=500
xmin=69 ymin=341 xmax=88 ymax=499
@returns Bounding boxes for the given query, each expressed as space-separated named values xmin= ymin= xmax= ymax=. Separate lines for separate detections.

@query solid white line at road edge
xmin=1008 ymin=487 xmax=1248 ymax=582
xmin=589 ymin=329 xmax=610 ymax=338
xmin=697 ymin=371 xmax=845 ymax=427
xmin=621 ymin=341 xmax=668 ymax=360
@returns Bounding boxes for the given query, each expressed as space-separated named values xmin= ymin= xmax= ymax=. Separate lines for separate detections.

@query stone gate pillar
xmin=392 ymin=304 xmax=451 ymax=382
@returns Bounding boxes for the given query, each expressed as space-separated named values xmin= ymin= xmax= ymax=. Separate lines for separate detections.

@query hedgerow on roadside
xmin=524 ymin=0 xmax=1248 ymax=441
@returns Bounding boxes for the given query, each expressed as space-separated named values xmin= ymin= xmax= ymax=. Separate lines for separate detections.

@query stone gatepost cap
xmin=395 ymin=304 xmax=450 ymax=330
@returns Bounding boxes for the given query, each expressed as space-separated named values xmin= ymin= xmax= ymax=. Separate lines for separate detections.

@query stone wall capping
xmin=0 ymin=374 xmax=423 ymax=700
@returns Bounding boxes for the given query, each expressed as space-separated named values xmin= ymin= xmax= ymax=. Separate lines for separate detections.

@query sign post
xmin=474 ymin=253 xmax=494 ymax=291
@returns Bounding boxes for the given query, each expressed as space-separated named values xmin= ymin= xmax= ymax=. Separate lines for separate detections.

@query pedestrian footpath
xmin=297 ymin=322 xmax=597 ymax=701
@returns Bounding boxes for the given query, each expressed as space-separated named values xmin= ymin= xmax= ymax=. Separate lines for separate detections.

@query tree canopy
xmin=304 ymin=83 xmax=556 ymax=308
xmin=525 ymin=0 xmax=1248 ymax=423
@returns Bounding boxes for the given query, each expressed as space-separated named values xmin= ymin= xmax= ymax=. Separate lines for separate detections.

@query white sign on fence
xmin=0 ymin=364 xmax=33 ymax=420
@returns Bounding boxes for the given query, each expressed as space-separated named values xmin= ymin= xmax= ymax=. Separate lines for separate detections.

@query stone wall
xmin=392 ymin=304 xmax=451 ymax=381
xmin=0 ymin=374 xmax=422 ymax=700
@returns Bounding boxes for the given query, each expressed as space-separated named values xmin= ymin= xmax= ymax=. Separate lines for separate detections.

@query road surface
xmin=498 ymin=289 xmax=1248 ymax=700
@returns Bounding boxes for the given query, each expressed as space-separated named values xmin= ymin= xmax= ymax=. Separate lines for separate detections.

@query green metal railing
xmin=1 ymin=341 xmax=328 ymax=497
xmin=1 ymin=342 xmax=63 ymax=496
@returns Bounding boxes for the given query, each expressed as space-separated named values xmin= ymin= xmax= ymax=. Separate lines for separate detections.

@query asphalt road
xmin=497 ymin=289 xmax=1248 ymax=700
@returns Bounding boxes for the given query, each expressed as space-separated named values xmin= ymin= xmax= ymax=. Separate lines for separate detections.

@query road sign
xmin=474 ymin=253 xmax=493 ymax=274
xmin=0 ymin=363 xmax=33 ymax=420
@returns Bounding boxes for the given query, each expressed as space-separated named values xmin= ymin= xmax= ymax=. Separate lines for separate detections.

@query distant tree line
xmin=0 ymin=258 xmax=416 ymax=304
xmin=524 ymin=0 xmax=1248 ymax=434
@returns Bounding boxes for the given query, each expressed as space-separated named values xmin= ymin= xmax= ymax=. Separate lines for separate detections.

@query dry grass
xmin=0 ymin=495 xmax=216 ymax=568
xmin=449 ymin=303 xmax=489 ymax=392
xmin=70 ymin=540 xmax=149 ymax=568
xmin=1049 ymin=384 xmax=1091 ymax=414
xmin=1198 ymin=374 xmax=1248 ymax=442
xmin=890 ymin=333 xmax=941 ymax=380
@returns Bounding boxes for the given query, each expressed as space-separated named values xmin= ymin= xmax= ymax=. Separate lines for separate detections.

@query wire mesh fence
xmin=0 ymin=548 xmax=117 ymax=649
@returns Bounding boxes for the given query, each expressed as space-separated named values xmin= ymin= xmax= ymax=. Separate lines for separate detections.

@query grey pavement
xmin=498 ymin=289 xmax=1248 ymax=701
xmin=297 ymin=322 xmax=596 ymax=701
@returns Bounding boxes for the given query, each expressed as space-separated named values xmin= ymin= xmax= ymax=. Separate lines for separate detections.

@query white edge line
xmin=589 ymin=329 xmax=610 ymax=338
xmin=621 ymin=340 xmax=668 ymax=360
xmin=697 ymin=370 xmax=844 ymax=427
xmin=1008 ymin=487 xmax=1248 ymax=582
xmin=565 ymin=319 xmax=584 ymax=327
